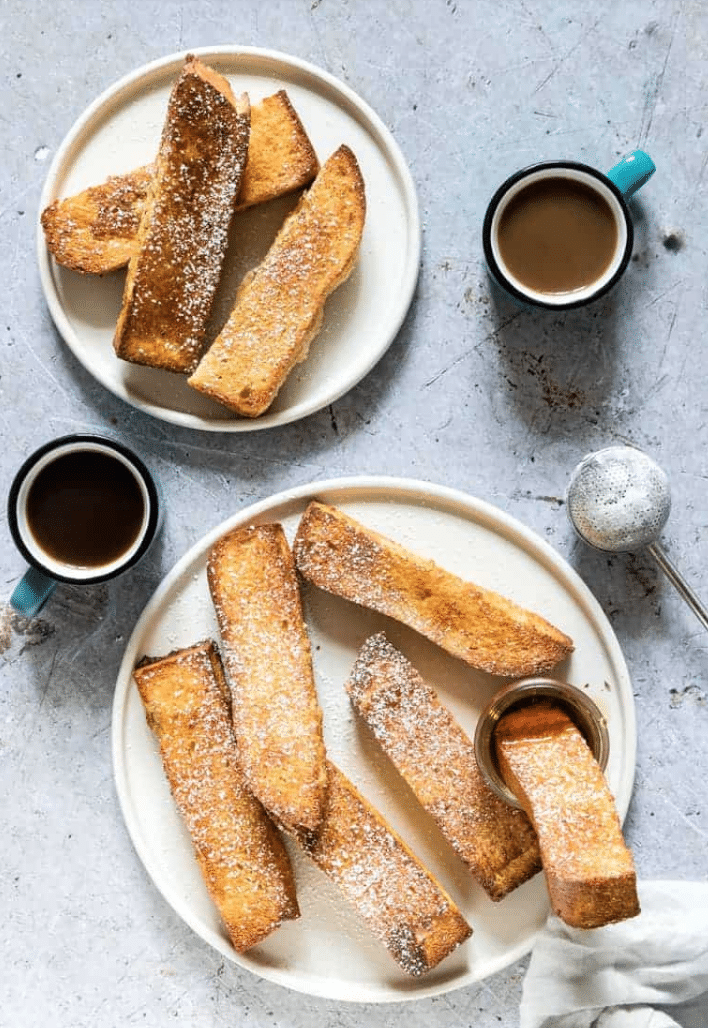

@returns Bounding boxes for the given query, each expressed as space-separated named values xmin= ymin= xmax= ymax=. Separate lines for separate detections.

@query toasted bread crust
xmin=133 ymin=641 xmax=300 ymax=951
xmin=41 ymin=165 xmax=153 ymax=274
xmin=40 ymin=90 xmax=319 ymax=275
xmin=295 ymin=761 xmax=472 ymax=976
xmin=494 ymin=700 xmax=640 ymax=929
xmin=293 ymin=502 xmax=574 ymax=677
xmin=188 ymin=144 xmax=366 ymax=416
xmin=347 ymin=634 xmax=542 ymax=900
xmin=237 ymin=90 xmax=319 ymax=210
xmin=113 ymin=56 xmax=251 ymax=372
xmin=207 ymin=523 xmax=328 ymax=835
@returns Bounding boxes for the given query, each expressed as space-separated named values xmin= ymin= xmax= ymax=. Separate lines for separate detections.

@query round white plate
xmin=38 ymin=48 xmax=420 ymax=431
xmin=112 ymin=478 xmax=635 ymax=1003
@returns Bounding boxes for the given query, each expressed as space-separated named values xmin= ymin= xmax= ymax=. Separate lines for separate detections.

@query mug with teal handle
xmin=8 ymin=434 xmax=161 ymax=619
xmin=483 ymin=149 xmax=656 ymax=309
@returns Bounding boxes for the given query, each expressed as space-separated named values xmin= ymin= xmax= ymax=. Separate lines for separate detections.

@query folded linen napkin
xmin=520 ymin=881 xmax=708 ymax=1028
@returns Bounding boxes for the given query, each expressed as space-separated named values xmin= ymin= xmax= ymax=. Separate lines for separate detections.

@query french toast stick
xmin=293 ymin=502 xmax=574 ymax=677
xmin=113 ymin=56 xmax=250 ymax=373
xmin=41 ymin=90 xmax=319 ymax=275
xmin=207 ymin=523 xmax=328 ymax=835
xmin=236 ymin=89 xmax=319 ymax=211
xmin=188 ymin=144 xmax=365 ymax=416
xmin=494 ymin=700 xmax=640 ymax=929
xmin=347 ymin=634 xmax=541 ymax=900
xmin=295 ymin=761 xmax=472 ymax=976
xmin=132 ymin=641 xmax=300 ymax=951
xmin=41 ymin=165 xmax=154 ymax=275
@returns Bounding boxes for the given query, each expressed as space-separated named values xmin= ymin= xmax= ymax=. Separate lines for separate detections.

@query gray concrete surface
xmin=2 ymin=1 xmax=706 ymax=1025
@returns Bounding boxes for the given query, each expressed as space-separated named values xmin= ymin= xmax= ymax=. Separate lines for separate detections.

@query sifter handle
xmin=647 ymin=541 xmax=708 ymax=633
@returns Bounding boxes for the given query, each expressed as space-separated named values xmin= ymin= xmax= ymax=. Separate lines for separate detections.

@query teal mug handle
xmin=606 ymin=149 xmax=656 ymax=200
xmin=10 ymin=566 xmax=57 ymax=618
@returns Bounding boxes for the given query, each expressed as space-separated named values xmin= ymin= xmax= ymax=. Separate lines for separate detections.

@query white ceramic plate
xmin=112 ymin=478 xmax=635 ymax=1002
xmin=38 ymin=48 xmax=420 ymax=431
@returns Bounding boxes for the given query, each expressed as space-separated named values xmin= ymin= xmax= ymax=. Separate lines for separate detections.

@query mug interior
xmin=488 ymin=165 xmax=630 ymax=307
xmin=13 ymin=439 xmax=152 ymax=582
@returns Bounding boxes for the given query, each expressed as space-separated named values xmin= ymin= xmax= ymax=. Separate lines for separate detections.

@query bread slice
xmin=236 ymin=89 xmax=319 ymax=211
xmin=132 ymin=641 xmax=300 ymax=951
xmin=294 ymin=761 xmax=471 ymax=976
xmin=293 ymin=501 xmax=574 ymax=677
xmin=188 ymin=144 xmax=365 ymax=416
xmin=494 ymin=699 xmax=640 ymax=928
xmin=346 ymin=634 xmax=541 ymax=900
xmin=41 ymin=90 xmax=319 ymax=275
xmin=113 ymin=56 xmax=251 ymax=373
xmin=41 ymin=165 xmax=153 ymax=275
xmin=206 ymin=523 xmax=328 ymax=836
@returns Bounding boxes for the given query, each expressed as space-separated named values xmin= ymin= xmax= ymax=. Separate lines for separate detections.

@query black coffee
xmin=497 ymin=177 xmax=618 ymax=294
xmin=26 ymin=449 xmax=145 ymax=568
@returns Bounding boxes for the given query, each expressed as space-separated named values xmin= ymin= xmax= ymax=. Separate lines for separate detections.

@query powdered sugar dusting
xmin=295 ymin=504 xmax=396 ymax=610
xmin=40 ymin=165 xmax=153 ymax=273
xmin=42 ymin=91 xmax=318 ymax=277
xmin=115 ymin=59 xmax=250 ymax=372
xmin=293 ymin=501 xmax=573 ymax=677
xmin=133 ymin=641 xmax=298 ymax=950
xmin=206 ymin=523 xmax=327 ymax=834
xmin=91 ymin=165 xmax=152 ymax=239
xmin=189 ymin=144 xmax=365 ymax=415
xmin=495 ymin=701 xmax=635 ymax=881
xmin=299 ymin=761 xmax=471 ymax=976
xmin=346 ymin=634 xmax=541 ymax=900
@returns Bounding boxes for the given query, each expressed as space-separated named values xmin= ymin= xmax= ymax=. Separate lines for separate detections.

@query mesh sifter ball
xmin=566 ymin=444 xmax=708 ymax=632
xmin=566 ymin=445 xmax=670 ymax=552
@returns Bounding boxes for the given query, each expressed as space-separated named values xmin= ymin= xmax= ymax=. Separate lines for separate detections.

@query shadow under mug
xmin=483 ymin=149 xmax=656 ymax=309
xmin=8 ymin=434 xmax=161 ymax=618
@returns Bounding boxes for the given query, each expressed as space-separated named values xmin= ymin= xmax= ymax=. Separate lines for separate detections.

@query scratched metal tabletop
xmin=2 ymin=1 xmax=706 ymax=1025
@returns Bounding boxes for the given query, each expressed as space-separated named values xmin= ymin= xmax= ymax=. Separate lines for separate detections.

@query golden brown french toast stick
xmin=347 ymin=634 xmax=541 ymax=900
xmin=494 ymin=699 xmax=640 ymax=929
xmin=236 ymin=89 xmax=319 ymax=210
xmin=133 ymin=641 xmax=299 ymax=951
xmin=41 ymin=165 xmax=154 ymax=275
xmin=293 ymin=502 xmax=574 ymax=677
xmin=41 ymin=91 xmax=319 ymax=275
xmin=188 ymin=144 xmax=365 ymax=416
xmin=113 ymin=56 xmax=250 ymax=372
xmin=207 ymin=523 xmax=327 ymax=835
xmin=295 ymin=761 xmax=472 ymax=976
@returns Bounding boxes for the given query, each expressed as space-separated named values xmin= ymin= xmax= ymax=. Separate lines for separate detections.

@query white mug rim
xmin=485 ymin=162 xmax=632 ymax=308
xmin=12 ymin=438 xmax=153 ymax=582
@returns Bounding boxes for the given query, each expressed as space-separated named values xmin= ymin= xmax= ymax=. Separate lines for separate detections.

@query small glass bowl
xmin=473 ymin=677 xmax=610 ymax=809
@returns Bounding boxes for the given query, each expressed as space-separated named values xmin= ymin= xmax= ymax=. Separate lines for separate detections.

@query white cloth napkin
xmin=520 ymin=881 xmax=708 ymax=1028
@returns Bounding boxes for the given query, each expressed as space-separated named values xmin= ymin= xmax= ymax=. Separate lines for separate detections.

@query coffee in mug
xmin=8 ymin=435 xmax=161 ymax=617
xmin=483 ymin=150 xmax=655 ymax=309
xmin=25 ymin=448 xmax=146 ymax=568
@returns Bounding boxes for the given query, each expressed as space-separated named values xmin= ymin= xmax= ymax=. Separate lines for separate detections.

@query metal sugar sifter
xmin=566 ymin=444 xmax=708 ymax=631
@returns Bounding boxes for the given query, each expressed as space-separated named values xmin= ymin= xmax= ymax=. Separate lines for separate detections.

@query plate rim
xmin=111 ymin=474 xmax=636 ymax=1003
xmin=37 ymin=45 xmax=421 ymax=432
